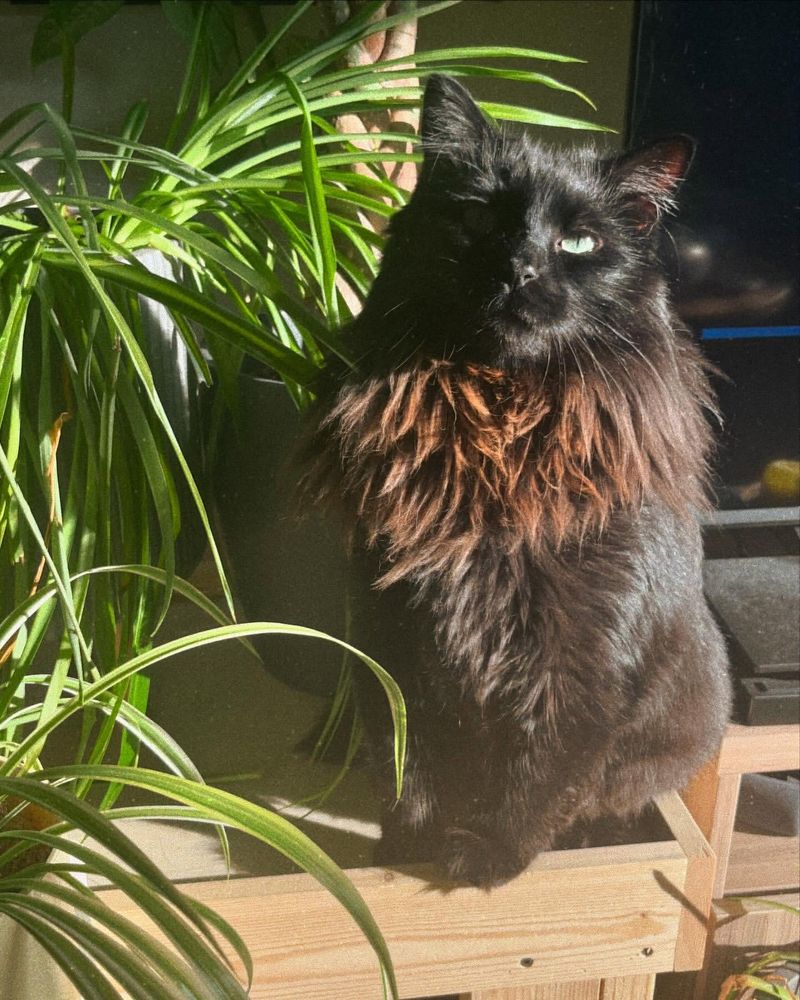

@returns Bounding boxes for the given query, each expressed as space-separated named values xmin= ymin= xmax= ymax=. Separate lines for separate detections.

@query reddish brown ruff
xmin=307 ymin=350 xmax=713 ymax=588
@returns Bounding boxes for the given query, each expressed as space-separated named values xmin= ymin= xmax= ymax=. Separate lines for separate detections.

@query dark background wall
xmin=0 ymin=1 xmax=636 ymax=151
xmin=418 ymin=1 xmax=635 ymax=147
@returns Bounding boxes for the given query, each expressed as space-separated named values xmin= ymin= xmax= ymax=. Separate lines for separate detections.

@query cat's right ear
xmin=610 ymin=135 xmax=696 ymax=231
xmin=419 ymin=74 xmax=493 ymax=171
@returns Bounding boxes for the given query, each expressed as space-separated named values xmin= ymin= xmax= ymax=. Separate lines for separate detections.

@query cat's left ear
xmin=419 ymin=74 xmax=494 ymax=171
xmin=610 ymin=135 xmax=696 ymax=230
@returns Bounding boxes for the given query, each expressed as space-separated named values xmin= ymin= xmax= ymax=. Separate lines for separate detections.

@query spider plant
xmin=718 ymin=899 xmax=800 ymax=1000
xmin=0 ymin=0 xmax=605 ymax=996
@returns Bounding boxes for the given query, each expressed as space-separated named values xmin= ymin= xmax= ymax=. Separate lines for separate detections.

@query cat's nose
xmin=517 ymin=265 xmax=537 ymax=285
xmin=511 ymin=262 xmax=538 ymax=289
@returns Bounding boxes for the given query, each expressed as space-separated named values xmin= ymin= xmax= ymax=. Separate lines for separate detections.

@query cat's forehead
xmin=470 ymin=134 xmax=605 ymax=207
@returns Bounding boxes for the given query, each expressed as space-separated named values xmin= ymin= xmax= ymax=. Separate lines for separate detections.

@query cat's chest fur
xmin=305 ymin=353 xmax=708 ymax=720
xmin=310 ymin=352 xmax=707 ymax=580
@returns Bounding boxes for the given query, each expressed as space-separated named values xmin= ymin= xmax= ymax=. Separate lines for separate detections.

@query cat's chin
xmin=479 ymin=317 xmax=554 ymax=368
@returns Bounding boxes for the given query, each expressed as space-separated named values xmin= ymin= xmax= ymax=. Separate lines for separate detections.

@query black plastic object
xmin=703 ymin=545 xmax=800 ymax=725
xmin=212 ymin=373 xmax=352 ymax=696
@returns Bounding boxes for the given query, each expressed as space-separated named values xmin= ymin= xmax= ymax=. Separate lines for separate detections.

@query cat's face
xmin=362 ymin=75 xmax=693 ymax=370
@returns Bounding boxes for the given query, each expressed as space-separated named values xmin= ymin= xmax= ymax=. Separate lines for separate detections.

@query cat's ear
xmin=610 ymin=135 xmax=696 ymax=230
xmin=420 ymin=74 xmax=494 ymax=166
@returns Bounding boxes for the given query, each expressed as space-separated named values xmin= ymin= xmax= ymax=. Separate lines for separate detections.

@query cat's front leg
xmin=441 ymin=820 xmax=535 ymax=888
xmin=440 ymin=718 xmax=614 ymax=888
xmin=372 ymin=724 xmax=444 ymax=867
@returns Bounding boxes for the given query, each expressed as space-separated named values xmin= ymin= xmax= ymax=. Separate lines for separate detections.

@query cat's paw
xmin=442 ymin=828 xmax=529 ymax=889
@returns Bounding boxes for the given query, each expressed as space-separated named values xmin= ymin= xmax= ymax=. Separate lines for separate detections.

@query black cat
xmin=303 ymin=75 xmax=731 ymax=887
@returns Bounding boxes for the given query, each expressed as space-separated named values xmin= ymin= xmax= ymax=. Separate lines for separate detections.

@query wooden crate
xmin=98 ymin=792 xmax=713 ymax=1000
xmin=683 ymin=723 xmax=800 ymax=897
xmin=679 ymin=722 xmax=800 ymax=1000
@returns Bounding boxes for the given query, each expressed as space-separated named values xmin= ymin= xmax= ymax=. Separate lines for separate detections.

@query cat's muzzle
xmin=494 ymin=279 xmax=559 ymax=325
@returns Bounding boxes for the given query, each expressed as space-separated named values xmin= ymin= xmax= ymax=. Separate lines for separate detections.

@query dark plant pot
xmin=0 ymin=797 xmax=59 ymax=878
xmin=212 ymin=373 xmax=352 ymax=697
xmin=136 ymin=248 xmax=209 ymax=578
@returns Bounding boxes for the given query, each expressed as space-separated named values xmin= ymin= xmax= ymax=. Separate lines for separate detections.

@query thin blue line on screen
xmin=701 ymin=326 xmax=800 ymax=340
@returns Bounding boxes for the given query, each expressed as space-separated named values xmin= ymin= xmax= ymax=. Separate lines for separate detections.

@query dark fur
xmin=302 ymin=76 xmax=731 ymax=886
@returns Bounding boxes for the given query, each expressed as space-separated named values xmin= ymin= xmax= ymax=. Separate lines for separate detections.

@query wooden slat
xmin=717 ymin=723 xmax=800 ymax=775
xmin=692 ymin=892 xmax=800 ymax=1000
xmin=681 ymin=757 xmax=721 ymax=843
xmin=462 ymin=976 xmax=656 ymax=1000
xmin=681 ymin=760 xmax=741 ymax=899
xmin=100 ymin=840 xmax=688 ymax=1000
xmin=726 ymin=828 xmax=800 ymax=895
xmin=683 ymin=766 xmax=741 ymax=898
xmin=654 ymin=794 xmax=715 ymax=972
xmin=462 ymin=979 xmax=601 ymax=999
xmin=599 ymin=975 xmax=656 ymax=999
xmin=710 ymin=773 xmax=742 ymax=897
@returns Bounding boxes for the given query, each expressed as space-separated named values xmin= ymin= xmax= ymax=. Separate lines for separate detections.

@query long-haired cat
xmin=303 ymin=75 xmax=731 ymax=887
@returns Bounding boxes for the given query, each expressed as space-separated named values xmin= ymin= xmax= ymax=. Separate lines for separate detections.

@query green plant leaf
xmin=479 ymin=100 xmax=614 ymax=132
xmin=0 ymin=779 xmax=246 ymax=995
xmin=2 ymin=867 xmax=243 ymax=998
xmin=0 ymin=891 xmax=196 ymax=1000
xmin=0 ymin=158 xmax=238 ymax=624
xmin=31 ymin=765 xmax=400 ymax=999
xmin=210 ymin=0 xmax=313 ymax=110
xmin=0 ymin=439 xmax=91 ymax=684
xmin=300 ymin=59 xmax=595 ymax=110
xmin=41 ymin=251 xmax=320 ymax=383
xmin=281 ymin=73 xmax=339 ymax=327
xmin=38 ymin=104 xmax=99 ymax=245
xmin=0 ymin=249 xmax=40 ymax=421
xmin=2 ymin=621 xmax=407 ymax=800
xmin=722 ymin=975 xmax=797 ymax=1000
xmin=0 ymin=899 xmax=120 ymax=1000
xmin=105 ymin=100 xmax=149 ymax=202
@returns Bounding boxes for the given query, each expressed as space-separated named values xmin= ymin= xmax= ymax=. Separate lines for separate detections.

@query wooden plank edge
xmin=97 ymin=838 xmax=687 ymax=909
xmin=718 ymin=723 xmax=800 ymax=775
xmin=655 ymin=791 xmax=717 ymax=972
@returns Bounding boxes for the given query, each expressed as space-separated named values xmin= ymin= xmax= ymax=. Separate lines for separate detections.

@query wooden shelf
xmin=725 ymin=828 xmax=800 ymax=895
xmin=717 ymin=722 xmax=800 ymax=775
xmin=721 ymin=723 xmax=800 ymax=896
xmin=98 ymin=793 xmax=711 ymax=1000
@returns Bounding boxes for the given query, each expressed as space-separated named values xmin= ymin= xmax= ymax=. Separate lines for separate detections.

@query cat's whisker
xmin=567 ymin=305 xmax=627 ymax=398
xmin=542 ymin=342 xmax=554 ymax=385
xmin=383 ymin=299 xmax=410 ymax=318
xmin=571 ymin=302 xmax=676 ymax=403
xmin=566 ymin=338 xmax=587 ymax=393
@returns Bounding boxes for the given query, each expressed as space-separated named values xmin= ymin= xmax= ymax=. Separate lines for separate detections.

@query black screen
xmin=628 ymin=0 xmax=800 ymax=509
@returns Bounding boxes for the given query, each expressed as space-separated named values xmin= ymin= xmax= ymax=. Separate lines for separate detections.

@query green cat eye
xmin=559 ymin=234 xmax=601 ymax=254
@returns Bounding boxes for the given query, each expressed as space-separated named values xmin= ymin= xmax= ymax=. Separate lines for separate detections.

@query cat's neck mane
xmin=306 ymin=347 xmax=713 ymax=588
